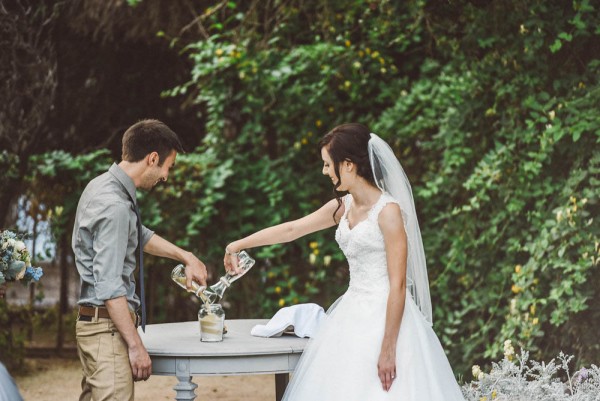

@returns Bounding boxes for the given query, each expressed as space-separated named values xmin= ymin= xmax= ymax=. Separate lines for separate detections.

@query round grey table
xmin=139 ymin=319 xmax=308 ymax=401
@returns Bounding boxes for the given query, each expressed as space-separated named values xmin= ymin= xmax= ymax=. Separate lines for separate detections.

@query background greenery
xmin=1 ymin=0 xmax=598 ymax=377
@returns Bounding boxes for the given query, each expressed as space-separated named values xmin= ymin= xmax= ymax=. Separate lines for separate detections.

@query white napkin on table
xmin=251 ymin=303 xmax=326 ymax=338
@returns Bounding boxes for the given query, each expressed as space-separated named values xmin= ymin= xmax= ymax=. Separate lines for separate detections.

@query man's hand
xmin=128 ymin=343 xmax=152 ymax=381
xmin=183 ymin=253 xmax=208 ymax=289
xmin=143 ymin=234 xmax=208 ymax=288
xmin=105 ymin=297 xmax=152 ymax=381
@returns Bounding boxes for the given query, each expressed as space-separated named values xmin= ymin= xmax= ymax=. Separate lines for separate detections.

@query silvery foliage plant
xmin=463 ymin=341 xmax=600 ymax=401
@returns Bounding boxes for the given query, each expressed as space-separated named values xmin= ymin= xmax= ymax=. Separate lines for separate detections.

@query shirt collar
xmin=109 ymin=163 xmax=137 ymax=204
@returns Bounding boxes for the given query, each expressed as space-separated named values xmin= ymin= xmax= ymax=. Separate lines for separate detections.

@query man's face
xmin=140 ymin=150 xmax=177 ymax=190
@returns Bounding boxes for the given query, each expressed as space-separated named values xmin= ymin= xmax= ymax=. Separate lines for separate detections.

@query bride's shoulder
xmin=374 ymin=194 xmax=403 ymax=221
xmin=377 ymin=201 xmax=405 ymax=237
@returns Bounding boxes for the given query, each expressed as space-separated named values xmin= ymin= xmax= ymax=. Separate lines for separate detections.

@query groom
xmin=72 ymin=119 xmax=207 ymax=401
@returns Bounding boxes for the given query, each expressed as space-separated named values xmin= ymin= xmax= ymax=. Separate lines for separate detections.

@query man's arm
xmin=89 ymin=202 xmax=152 ymax=381
xmin=105 ymin=296 xmax=152 ymax=381
xmin=143 ymin=234 xmax=208 ymax=288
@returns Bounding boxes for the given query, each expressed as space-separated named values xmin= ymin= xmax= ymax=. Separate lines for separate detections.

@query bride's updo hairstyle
xmin=319 ymin=123 xmax=376 ymax=222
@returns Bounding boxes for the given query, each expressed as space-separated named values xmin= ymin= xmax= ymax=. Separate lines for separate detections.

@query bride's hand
xmin=377 ymin=345 xmax=397 ymax=392
xmin=223 ymin=244 xmax=242 ymax=274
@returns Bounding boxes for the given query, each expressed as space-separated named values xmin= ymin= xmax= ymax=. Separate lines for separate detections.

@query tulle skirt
xmin=282 ymin=289 xmax=465 ymax=401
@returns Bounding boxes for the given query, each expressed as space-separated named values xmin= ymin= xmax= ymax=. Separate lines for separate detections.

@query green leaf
xmin=549 ymin=39 xmax=563 ymax=53
xmin=558 ymin=32 xmax=573 ymax=41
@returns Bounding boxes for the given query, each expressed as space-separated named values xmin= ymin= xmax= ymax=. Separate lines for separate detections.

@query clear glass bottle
xmin=203 ymin=250 xmax=256 ymax=301
xmin=198 ymin=303 xmax=225 ymax=342
xmin=171 ymin=264 xmax=212 ymax=305
xmin=171 ymin=251 xmax=256 ymax=305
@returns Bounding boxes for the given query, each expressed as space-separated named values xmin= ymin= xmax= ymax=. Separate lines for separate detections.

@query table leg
xmin=174 ymin=375 xmax=198 ymax=401
xmin=174 ymin=358 xmax=197 ymax=401
xmin=275 ymin=373 xmax=289 ymax=401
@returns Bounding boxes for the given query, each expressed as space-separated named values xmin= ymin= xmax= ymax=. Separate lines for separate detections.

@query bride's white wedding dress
xmin=282 ymin=193 xmax=465 ymax=401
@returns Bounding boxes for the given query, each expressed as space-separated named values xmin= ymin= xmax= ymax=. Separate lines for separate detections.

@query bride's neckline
xmin=345 ymin=192 xmax=384 ymax=231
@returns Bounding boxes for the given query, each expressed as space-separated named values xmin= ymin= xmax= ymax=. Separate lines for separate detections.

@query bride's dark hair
xmin=319 ymin=123 xmax=376 ymax=222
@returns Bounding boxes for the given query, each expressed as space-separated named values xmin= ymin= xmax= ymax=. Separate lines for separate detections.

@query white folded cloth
xmin=251 ymin=303 xmax=326 ymax=338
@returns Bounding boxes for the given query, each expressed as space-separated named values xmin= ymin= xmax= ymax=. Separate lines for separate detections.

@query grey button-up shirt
xmin=72 ymin=163 xmax=154 ymax=311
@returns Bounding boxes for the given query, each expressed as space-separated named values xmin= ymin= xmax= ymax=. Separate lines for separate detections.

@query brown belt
xmin=78 ymin=305 xmax=140 ymax=327
xmin=79 ymin=305 xmax=111 ymax=319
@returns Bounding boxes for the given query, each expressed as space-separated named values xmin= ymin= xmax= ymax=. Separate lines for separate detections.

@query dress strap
xmin=341 ymin=194 xmax=353 ymax=220
xmin=369 ymin=193 xmax=401 ymax=220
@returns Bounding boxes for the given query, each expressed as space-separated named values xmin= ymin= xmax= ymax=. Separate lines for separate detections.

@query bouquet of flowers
xmin=0 ymin=230 xmax=43 ymax=285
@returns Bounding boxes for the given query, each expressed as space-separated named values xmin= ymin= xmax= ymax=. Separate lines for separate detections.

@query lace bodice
xmin=335 ymin=193 xmax=401 ymax=296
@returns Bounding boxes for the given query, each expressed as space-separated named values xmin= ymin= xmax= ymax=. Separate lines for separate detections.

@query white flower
xmin=309 ymin=253 xmax=317 ymax=265
xmin=323 ymin=255 xmax=332 ymax=267
xmin=1 ymin=241 xmax=7 ymax=250
xmin=504 ymin=340 xmax=515 ymax=359
xmin=472 ymin=365 xmax=482 ymax=379
xmin=15 ymin=241 xmax=26 ymax=252
xmin=510 ymin=298 xmax=517 ymax=314
xmin=7 ymin=238 xmax=16 ymax=248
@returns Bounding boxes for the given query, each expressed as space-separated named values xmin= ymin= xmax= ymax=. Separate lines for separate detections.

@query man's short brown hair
xmin=122 ymin=119 xmax=184 ymax=165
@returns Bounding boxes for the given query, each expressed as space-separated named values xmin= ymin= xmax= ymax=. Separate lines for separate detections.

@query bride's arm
xmin=224 ymin=198 xmax=344 ymax=269
xmin=377 ymin=202 xmax=408 ymax=392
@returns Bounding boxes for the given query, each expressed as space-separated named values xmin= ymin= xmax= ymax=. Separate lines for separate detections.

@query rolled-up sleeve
xmin=141 ymin=224 xmax=154 ymax=248
xmin=91 ymin=203 xmax=130 ymax=301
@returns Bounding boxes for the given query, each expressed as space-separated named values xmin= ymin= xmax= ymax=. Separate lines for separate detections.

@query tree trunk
xmin=56 ymin=232 xmax=69 ymax=353
xmin=0 ymin=181 xmax=20 ymax=229
xmin=27 ymin=215 xmax=38 ymax=341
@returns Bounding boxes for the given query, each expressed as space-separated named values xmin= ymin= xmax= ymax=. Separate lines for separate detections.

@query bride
xmin=224 ymin=123 xmax=465 ymax=400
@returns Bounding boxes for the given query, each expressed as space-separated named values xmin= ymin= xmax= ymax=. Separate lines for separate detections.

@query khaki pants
xmin=76 ymin=318 xmax=133 ymax=401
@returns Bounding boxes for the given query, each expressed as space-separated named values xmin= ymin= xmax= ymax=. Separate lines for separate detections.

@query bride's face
xmin=321 ymin=147 xmax=339 ymax=187
xmin=321 ymin=147 xmax=353 ymax=191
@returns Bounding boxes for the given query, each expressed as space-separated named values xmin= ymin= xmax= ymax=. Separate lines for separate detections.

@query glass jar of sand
xmin=198 ymin=303 xmax=225 ymax=342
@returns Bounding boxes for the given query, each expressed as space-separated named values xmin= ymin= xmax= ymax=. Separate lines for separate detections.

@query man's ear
xmin=147 ymin=151 xmax=160 ymax=166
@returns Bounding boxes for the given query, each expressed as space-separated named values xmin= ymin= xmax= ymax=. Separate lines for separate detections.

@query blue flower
xmin=33 ymin=267 xmax=43 ymax=281
xmin=24 ymin=266 xmax=44 ymax=282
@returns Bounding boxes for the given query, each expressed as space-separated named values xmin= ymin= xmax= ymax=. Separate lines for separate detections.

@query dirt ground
xmin=15 ymin=357 xmax=275 ymax=401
